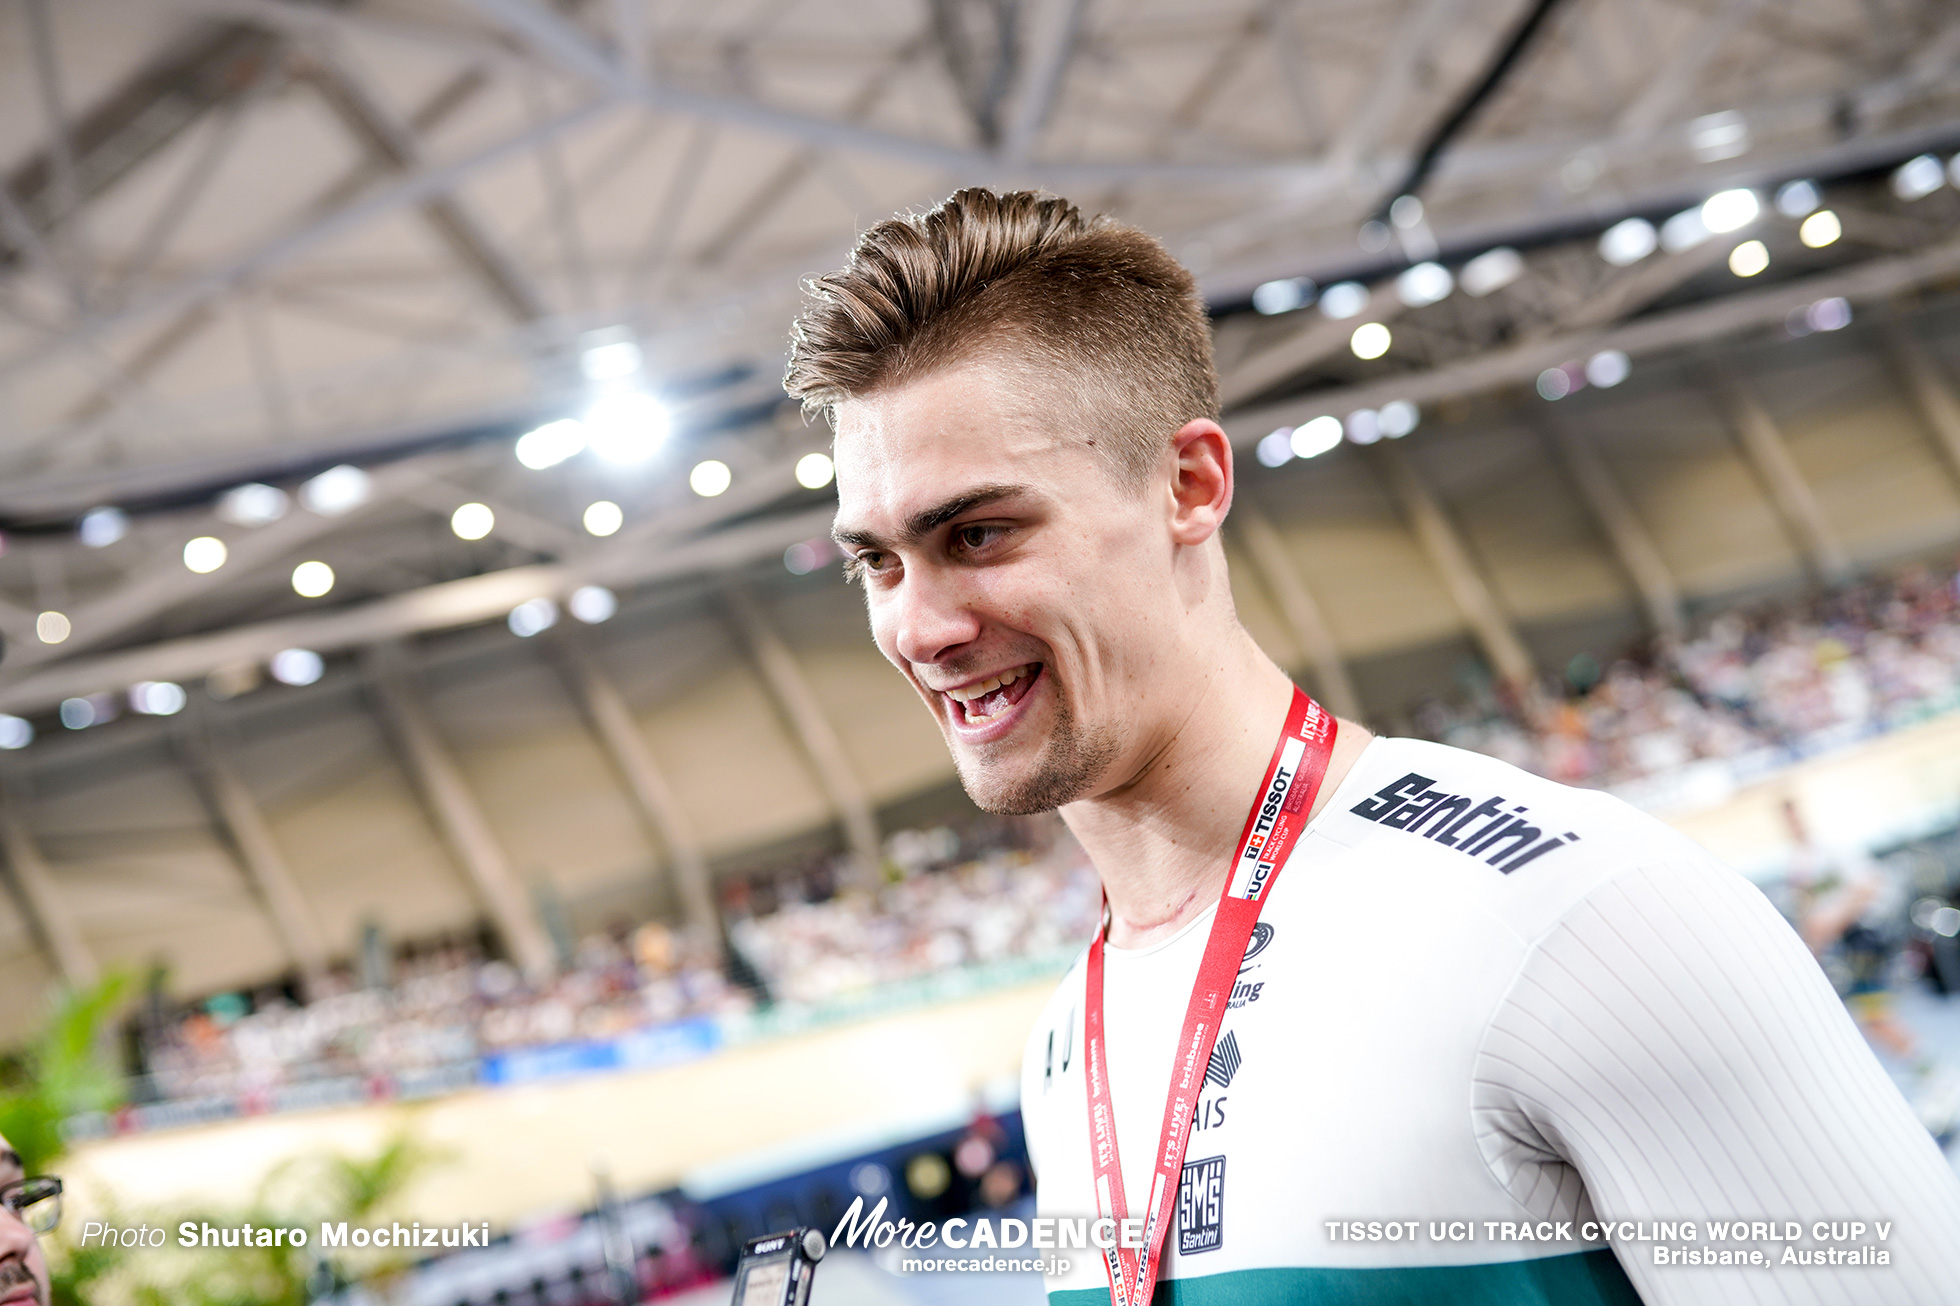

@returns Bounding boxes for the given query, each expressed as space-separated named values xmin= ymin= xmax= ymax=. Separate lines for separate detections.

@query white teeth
xmin=947 ymin=664 xmax=1029 ymax=704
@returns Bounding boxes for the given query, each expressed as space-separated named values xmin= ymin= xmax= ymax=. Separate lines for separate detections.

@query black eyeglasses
xmin=0 ymin=1177 xmax=60 ymax=1235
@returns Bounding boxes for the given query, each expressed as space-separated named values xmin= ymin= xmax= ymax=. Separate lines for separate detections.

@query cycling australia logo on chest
xmin=1230 ymin=921 xmax=1274 ymax=1009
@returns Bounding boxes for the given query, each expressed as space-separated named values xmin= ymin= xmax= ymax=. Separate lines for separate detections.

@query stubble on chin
xmin=952 ymin=691 xmax=1120 ymax=815
xmin=0 ymin=1257 xmax=43 ymax=1306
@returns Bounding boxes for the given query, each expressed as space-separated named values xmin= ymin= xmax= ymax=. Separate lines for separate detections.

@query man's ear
xmin=1167 ymin=419 xmax=1233 ymax=547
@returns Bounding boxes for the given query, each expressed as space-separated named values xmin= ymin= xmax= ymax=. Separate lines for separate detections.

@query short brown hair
xmin=784 ymin=188 xmax=1218 ymax=485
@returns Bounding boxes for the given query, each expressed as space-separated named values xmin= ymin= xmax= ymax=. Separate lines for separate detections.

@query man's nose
xmin=885 ymin=568 xmax=982 ymax=667
xmin=0 ymin=1209 xmax=35 ymax=1265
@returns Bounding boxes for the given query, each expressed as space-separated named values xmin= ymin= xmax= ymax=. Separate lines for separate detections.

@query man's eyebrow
xmin=832 ymin=484 xmax=1032 ymax=551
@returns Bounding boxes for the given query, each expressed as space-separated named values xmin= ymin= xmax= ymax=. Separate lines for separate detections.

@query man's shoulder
xmin=1312 ymin=736 xmax=1722 ymax=936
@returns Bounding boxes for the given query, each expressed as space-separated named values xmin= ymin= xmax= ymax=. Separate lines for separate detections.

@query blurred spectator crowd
xmin=133 ymin=816 xmax=1095 ymax=1106
xmin=1415 ymin=557 xmax=1960 ymax=790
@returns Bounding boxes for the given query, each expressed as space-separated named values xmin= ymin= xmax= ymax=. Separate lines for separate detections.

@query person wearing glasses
xmin=0 ymin=1132 xmax=56 ymax=1306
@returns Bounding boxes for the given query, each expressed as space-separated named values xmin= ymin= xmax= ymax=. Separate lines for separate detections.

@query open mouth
xmin=944 ymin=663 xmax=1042 ymax=726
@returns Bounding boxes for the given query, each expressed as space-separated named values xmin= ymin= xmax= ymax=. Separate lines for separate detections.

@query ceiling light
xmin=217 ymin=482 xmax=289 ymax=526
xmin=580 ymin=336 xmax=644 ymax=382
xmin=1318 ymin=281 xmax=1368 ymax=320
xmin=1585 ymin=350 xmax=1631 ymax=388
xmin=1290 ymin=416 xmax=1344 ymax=459
xmin=1394 ymin=262 xmax=1453 ymax=308
xmin=1459 ymin=247 xmax=1522 ymax=297
xmin=1701 ymin=189 xmax=1759 ymax=234
xmin=1775 ymin=179 xmax=1820 ymax=218
xmin=1255 ymin=429 xmax=1294 ymax=467
xmin=451 ymin=502 xmax=495 ymax=540
xmin=1806 ymin=297 xmax=1852 ymax=332
xmin=1891 ymin=154 xmax=1945 ymax=201
xmin=689 ymin=459 xmax=732 ymax=497
xmin=1378 ymin=400 xmax=1420 ymax=437
xmin=1356 ymin=220 xmax=1391 ymax=253
xmin=1388 ymin=195 xmax=1425 ymax=229
xmin=1598 ymin=218 xmax=1657 ymax=266
xmin=1345 ymin=410 xmax=1382 ymax=444
xmin=60 ymin=697 xmax=99 ymax=730
xmin=299 ymin=465 xmax=372 ymax=516
xmin=78 ymin=507 xmax=128 ymax=548
xmin=1728 ymin=240 xmax=1769 ymax=277
xmin=183 ymin=536 xmax=228 ymax=574
xmin=583 ymin=500 xmax=624 ymax=536
xmin=1659 ymin=208 xmax=1711 ymax=253
xmin=516 ymin=418 xmax=587 ymax=470
xmin=1251 ymin=277 xmax=1315 ymax=315
xmin=35 ymin=611 xmax=70 ymax=644
xmin=292 ymin=560 xmax=335 ymax=598
xmin=1688 ymin=110 xmax=1749 ymax=162
xmin=1537 ymin=367 xmax=1573 ymax=401
xmin=585 ymin=391 xmax=669 ymax=464
xmin=508 ymin=597 xmax=558 ymax=637
xmin=129 ymin=681 xmax=187 ymax=716
xmin=795 ymin=452 xmax=835 ymax=489
xmin=568 ymin=585 xmax=617 ymax=624
xmin=1349 ymin=322 xmax=1391 ymax=360
xmin=0 ymin=715 xmax=30 ymax=750
xmin=270 ymin=648 xmax=325 ymax=686
xmin=784 ymin=540 xmax=833 ymax=575
xmin=1799 ymin=210 xmax=1841 ymax=248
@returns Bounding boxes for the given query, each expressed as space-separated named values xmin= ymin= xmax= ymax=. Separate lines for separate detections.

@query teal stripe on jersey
xmin=1047 ymin=1249 xmax=1643 ymax=1306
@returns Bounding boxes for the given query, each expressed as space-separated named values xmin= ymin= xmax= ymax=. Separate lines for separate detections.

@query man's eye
xmin=955 ymin=525 xmax=996 ymax=551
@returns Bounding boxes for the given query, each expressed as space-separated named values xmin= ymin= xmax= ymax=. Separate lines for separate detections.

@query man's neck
xmin=1060 ymin=636 xmax=1371 ymax=950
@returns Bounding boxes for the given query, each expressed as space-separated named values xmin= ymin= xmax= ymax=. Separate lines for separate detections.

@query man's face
xmin=832 ymin=361 xmax=1185 ymax=813
xmin=0 ymin=1138 xmax=49 ymax=1306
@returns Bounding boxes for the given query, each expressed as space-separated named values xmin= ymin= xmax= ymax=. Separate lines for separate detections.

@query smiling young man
xmin=786 ymin=188 xmax=1960 ymax=1305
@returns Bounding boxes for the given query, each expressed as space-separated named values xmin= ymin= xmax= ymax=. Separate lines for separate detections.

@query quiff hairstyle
xmin=784 ymin=188 xmax=1218 ymax=486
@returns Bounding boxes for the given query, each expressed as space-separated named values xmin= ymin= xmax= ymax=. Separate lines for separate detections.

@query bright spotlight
xmin=1255 ymin=429 xmax=1295 ymax=467
xmin=1701 ymin=189 xmax=1760 ymax=234
xmin=1394 ymin=262 xmax=1453 ymax=308
xmin=59 ymin=698 xmax=97 ymax=731
xmin=580 ymin=337 xmax=644 ymax=382
xmin=1317 ymin=281 xmax=1368 ymax=320
xmin=1290 ymin=415 xmax=1343 ymax=459
xmin=1586 ymin=350 xmax=1631 ymax=388
xmin=1344 ymin=410 xmax=1382 ymax=445
xmin=508 ymin=597 xmax=558 ymax=637
xmin=516 ymin=418 xmax=587 ymax=470
xmin=568 ymin=585 xmax=618 ymax=624
xmin=1537 ymin=367 xmax=1574 ymax=401
xmin=299 ymin=465 xmax=371 ymax=516
xmin=217 ymin=482 xmax=289 ymax=526
xmin=1598 ymin=218 xmax=1658 ymax=266
xmin=585 ymin=391 xmax=669 ymax=464
xmin=183 ymin=535 xmax=228 ymax=574
xmin=689 ymin=459 xmax=732 ymax=497
xmin=1388 ymin=194 xmax=1425 ymax=229
xmin=1775 ymin=180 xmax=1820 ymax=218
xmin=78 ymin=507 xmax=128 ymax=548
xmin=1728 ymin=240 xmax=1769 ymax=277
xmin=292 ymin=560 xmax=335 ymax=598
xmin=1252 ymin=277 xmax=1315 ymax=315
xmin=1892 ymin=154 xmax=1945 ymax=201
xmin=1378 ymin=400 xmax=1420 ymax=437
xmin=451 ymin=502 xmax=495 ymax=540
xmin=1350 ymin=322 xmax=1391 ymax=360
xmin=0 ymin=715 xmax=31 ymax=750
xmin=1459 ymin=247 xmax=1522 ymax=297
xmin=1659 ymin=208 xmax=1711 ymax=253
xmin=270 ymin=648 xmax=325 ymax=686
xmin=1799 ymin=210 xmax=1841 ymax=248
xmin=1806 ymin=297 xmax=1852 ymax=332
xmin=795 ymin=452 xmax=835 ymax=489
xmin=583 ymin=500 xmax=624 ymax=536
xmin=129 ymin=681 xmax=187 ymax=716
xmin=36 ymin=611 xmax=71 ymax=645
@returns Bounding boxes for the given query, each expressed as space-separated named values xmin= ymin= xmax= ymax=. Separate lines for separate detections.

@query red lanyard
xmin=1082 ymin=687 xmax=1336 ymax=1306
